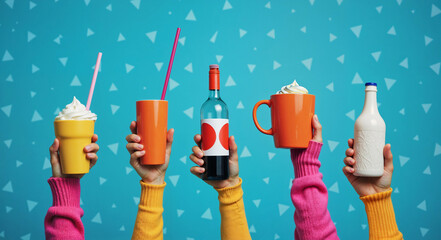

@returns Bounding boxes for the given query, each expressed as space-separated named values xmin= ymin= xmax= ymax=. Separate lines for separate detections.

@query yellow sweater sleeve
xmin=215 ymin=178 xmax=252 ymax=240
xmin=360 ymin=188 xmax=403 ymax=240
xmin=131 ymin=181 xmax=166 ymax=240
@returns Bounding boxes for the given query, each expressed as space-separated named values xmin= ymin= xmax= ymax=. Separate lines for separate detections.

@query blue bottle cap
xmin=365 ymin=82 xmax=377 ymax=86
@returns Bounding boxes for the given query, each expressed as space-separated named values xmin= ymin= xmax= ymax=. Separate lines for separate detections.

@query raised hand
xmin=342 ymin=139 xmax=394 ymax=197
xmin=189 ymin=134 xmax=240 ymax=189
xmin=49 ymin=134 xmax=99 ymax=179
xmin=125 ymin=121 xmax=174 ymax=185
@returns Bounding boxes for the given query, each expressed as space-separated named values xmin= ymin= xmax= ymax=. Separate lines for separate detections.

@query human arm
xmin=189 ymin=135 xmax=251 ymax=240
xmin=343 ymin=140 xmax=403 ymax=240
xmin=126 ymin=121 xmax=174 ymax=240
xmin=44 ymin=135 xmax=99 ymax=240
xmin=290 ymin=115 xmax=339 ymax=240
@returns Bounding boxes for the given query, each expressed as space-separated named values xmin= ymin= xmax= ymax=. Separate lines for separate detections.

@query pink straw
xmin=86 ymin=52 xmax=102 ymax=110
xmin=161 ymin=28 xmax=181 ymax=100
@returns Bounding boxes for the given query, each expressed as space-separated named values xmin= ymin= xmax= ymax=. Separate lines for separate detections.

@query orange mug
xmin=136 ymin=100 xmax=168 ymax=165
xmin=252 ymin=94 xmax=315 ymax=148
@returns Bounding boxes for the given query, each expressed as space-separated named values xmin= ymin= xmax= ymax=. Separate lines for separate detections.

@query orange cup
xmin=136 ymin=100 xmax=168 ymax=165
xmin=252 ymin=94 xmax=315 ymax=148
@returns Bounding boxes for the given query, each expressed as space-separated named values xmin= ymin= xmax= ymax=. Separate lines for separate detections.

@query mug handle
xmin=252 ymin=100 xmax=273 ymax=135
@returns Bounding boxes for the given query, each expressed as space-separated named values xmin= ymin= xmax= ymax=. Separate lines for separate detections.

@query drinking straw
xmin=86 ymin=52 xmax=102 ymax=110
xmin=161 ymin=27 xmax=181 ymax=100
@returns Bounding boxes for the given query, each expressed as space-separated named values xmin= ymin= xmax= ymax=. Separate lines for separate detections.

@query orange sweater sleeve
xmin=360 ymin=188 xmax=403 ymax=240
xmin=215 ymin=178 xmax=252 ymax=240
xmin=131 ymin=181 xmax=166 ymax=240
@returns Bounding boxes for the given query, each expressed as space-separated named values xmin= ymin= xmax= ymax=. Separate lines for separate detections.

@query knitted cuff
xmin=48 ymin=177 xmax=81 ymax=207
xmin=215 ymin=178 xmax=243 ymax=205
xmin=361 ymin=188 xmax=401 ymax=239
xmin=139 ymin=181 xmax=166 ymax=209
xmin=290 ymin=141 xmax=322 ymax=178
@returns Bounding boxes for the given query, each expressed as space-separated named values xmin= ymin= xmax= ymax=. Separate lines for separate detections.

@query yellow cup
xmin=54 ymin=120 xmax=95 ymax=174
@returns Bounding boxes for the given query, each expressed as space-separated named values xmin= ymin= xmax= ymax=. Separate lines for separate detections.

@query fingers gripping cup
xmin=136 ymin=100 xmax=168 ymax=165
xmin=252 ymin=81 xmax=315 ymax=148
xmin=54 ymin=97 xmax=97 ymax=174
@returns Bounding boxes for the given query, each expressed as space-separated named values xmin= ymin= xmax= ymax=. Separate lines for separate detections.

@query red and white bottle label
xmin=201 ymin=119 xmax=229 ymax=156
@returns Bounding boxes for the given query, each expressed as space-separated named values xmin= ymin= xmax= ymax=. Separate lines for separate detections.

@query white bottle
xmin=353 ymin=83 xmax=386 ymax=177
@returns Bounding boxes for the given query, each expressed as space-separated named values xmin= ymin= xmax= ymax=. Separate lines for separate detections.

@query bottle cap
xmin=365 ymin=82 xmax=377 ymax=86
xmin=209 ymin=65 xmax=220 ymax=90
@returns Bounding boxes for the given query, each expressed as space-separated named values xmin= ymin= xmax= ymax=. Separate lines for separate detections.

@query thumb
xmin=229 ymin=136 xmax=238 ymax=163
xmin=312 ymin=115 xmax=322 ymax=143
xmin=49 ymin=138 xmax=62 ymax=177
xmin=165 ymin=128 xmax=174 ymax=156
xmin=342 ymin=166 xmax=357 ymax=185
xmin=49 ymin=139 xmax=60 ymax=165
xmin=383 ymin=144 xmax=393 ymax=173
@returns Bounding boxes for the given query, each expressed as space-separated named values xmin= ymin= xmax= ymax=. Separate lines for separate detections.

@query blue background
xmin=1 ymin=0 xmax=441 ymax=239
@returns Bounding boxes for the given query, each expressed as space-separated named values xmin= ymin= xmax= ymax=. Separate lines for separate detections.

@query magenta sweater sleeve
xmin=290 ymin=141 xmax=339 ymax=240
xmin=44 ymin=177 xmax=85 ymax=240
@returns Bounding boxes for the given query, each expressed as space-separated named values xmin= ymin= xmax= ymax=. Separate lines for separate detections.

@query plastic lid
xmin=365 ymin=82 xmax=377 ymax=86
xmin=209 ymin=64 xmax=219 ymax=69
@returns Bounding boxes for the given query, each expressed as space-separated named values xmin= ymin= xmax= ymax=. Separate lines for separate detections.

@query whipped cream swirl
xmin=55 ymin=97 xmax=97 ymax=120
xmin=277 ymin=80 xmax=308 ymax=94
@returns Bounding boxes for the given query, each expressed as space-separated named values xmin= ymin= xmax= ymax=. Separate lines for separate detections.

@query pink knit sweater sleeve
xmin=290 ymin=141 xmax=339 ymax=240
xmin=44 ymin=177 xmax=85 ymax=240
